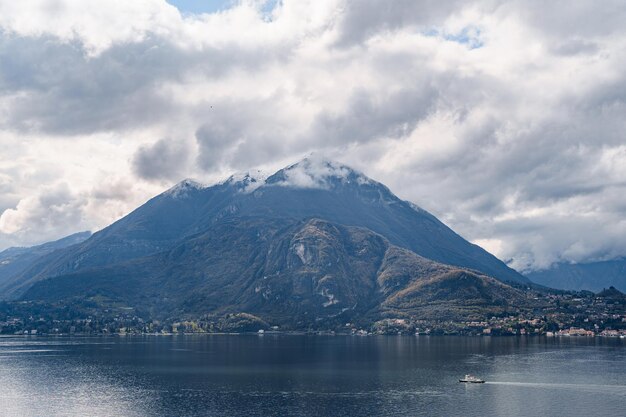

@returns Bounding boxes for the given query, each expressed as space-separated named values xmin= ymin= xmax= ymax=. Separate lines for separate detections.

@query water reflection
xmin=0 ymin=335 xmax=624 ymax=417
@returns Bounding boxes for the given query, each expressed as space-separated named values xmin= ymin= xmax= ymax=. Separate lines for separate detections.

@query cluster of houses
xmin=546 ymin=327 xmax=626 ymax=337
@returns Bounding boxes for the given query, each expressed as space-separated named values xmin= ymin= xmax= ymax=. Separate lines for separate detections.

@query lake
xmin=0 ymin=335 xmax=624 ymax=416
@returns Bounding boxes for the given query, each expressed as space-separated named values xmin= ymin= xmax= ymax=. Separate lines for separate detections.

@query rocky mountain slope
xmin=23 ymin=218 xmax=529 ymax=326
xmin=3 ymin=158 xmax=525 ymax=301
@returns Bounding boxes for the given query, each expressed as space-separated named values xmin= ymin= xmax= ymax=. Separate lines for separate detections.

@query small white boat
xmin=459 ymin=374 xmax=485 ymax=383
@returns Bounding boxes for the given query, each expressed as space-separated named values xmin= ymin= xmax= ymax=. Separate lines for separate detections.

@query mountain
xmin=526 ymin=259 xmax=626 ymax=292
xmin=0 ymin=232 xmax=91 ymax=295
xmin=0 ymin=179 xmax=240 ymax=299
xmin=3 ymin=158 xmax=534 ymax=327
xmin=22 ymin=218 xmax=528 ymax=326
xmin=4 ymin=158 xmax=525 ymax=302
xmin=230 ymin=159 xmax=527 ymax=284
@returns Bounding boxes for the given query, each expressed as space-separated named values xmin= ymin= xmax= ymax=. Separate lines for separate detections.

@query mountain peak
xmin=222 ymin=169 xmax=268 ymax=193
xmin=2 ymin=155 xmax=528 ymax=304
xmin=266 ymin=157 xmax=375 ymax=190
xmin=164 ymin=178 xmax=206 ymax=198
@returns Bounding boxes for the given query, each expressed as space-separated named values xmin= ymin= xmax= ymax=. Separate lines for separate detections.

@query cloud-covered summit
xmin=1 ymin=0 xmax=625 ymax=273
xmin=266 ymin=157 xmax=374 ymax=190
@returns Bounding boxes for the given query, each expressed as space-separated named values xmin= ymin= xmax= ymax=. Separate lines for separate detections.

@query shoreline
xmin=1 ymin=332 xmax=625 ymax=339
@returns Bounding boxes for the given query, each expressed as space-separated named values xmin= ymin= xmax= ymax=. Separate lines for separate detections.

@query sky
xmin=166 ymin=0 xmax=232 ymax=14
xmin=0 ymin=0 xmax=625 ymax=274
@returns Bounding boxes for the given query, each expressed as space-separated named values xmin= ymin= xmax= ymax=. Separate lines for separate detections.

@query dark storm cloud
xmin=0 ymin=37 xmax=174 ymax=134
xmin=0 ymin=32 xmax=288 ymax=135
xmin=505 ymin=0 xmax=626 ymax=39
xmin=334 ymin=0 xmax=466 ymax=46
xmin=380 ymin=95 xmax=626 ymax=271
xmin=194 ymin=94 xmax=297 ymax=171
xmin=551 ymin=39 xmax=599 ymax=56
xmin=307 ymin=86 xmax=438 ymax=148
xmin=132 ymin=137 xmax=192 ymax=181
xmin=1 ymin=0 xmax=626 ymax=271
xmin=195 ymin=122 xmax=240 ymax=170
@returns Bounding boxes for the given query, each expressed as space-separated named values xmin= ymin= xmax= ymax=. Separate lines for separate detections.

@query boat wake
xmin=485 ymin=381 xmax=626 ymax=395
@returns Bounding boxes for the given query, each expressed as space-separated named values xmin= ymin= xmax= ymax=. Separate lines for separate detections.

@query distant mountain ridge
xmin=526 ymin=259 xmax=626 ymax=292
xmin=0 ymin=231 xmax=91 ymax=296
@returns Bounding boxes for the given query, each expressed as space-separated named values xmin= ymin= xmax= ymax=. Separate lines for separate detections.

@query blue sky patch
xmin=167 ymin=0 xmax=280 ymax=16
xmin=167 ymin=0 xmax=234 ymax=15
xmin=424 ymin=26 xmax=484 ymax=49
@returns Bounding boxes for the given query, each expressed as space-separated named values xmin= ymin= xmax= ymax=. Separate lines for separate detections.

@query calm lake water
xmin=0 ymin=335 xmax=624 ymax=417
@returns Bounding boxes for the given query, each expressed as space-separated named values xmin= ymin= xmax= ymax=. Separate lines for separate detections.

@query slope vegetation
xmin=23 ymin=218 xmax=528 ymax=326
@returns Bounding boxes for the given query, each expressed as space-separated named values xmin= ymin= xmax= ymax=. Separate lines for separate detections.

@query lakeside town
xmin=1 ymin=286 xmax=625 ymax=338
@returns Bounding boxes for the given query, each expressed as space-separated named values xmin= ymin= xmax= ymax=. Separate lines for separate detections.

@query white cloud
xmin=0 ymin=0 xmax=180 ymax=55
xmin=272 ymin=156 xmax=356 ymax=190
xmin=0 ymin=0 xmax=625 ymax=274
xmin=0 ymin=183 xmax=85 ymax=239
